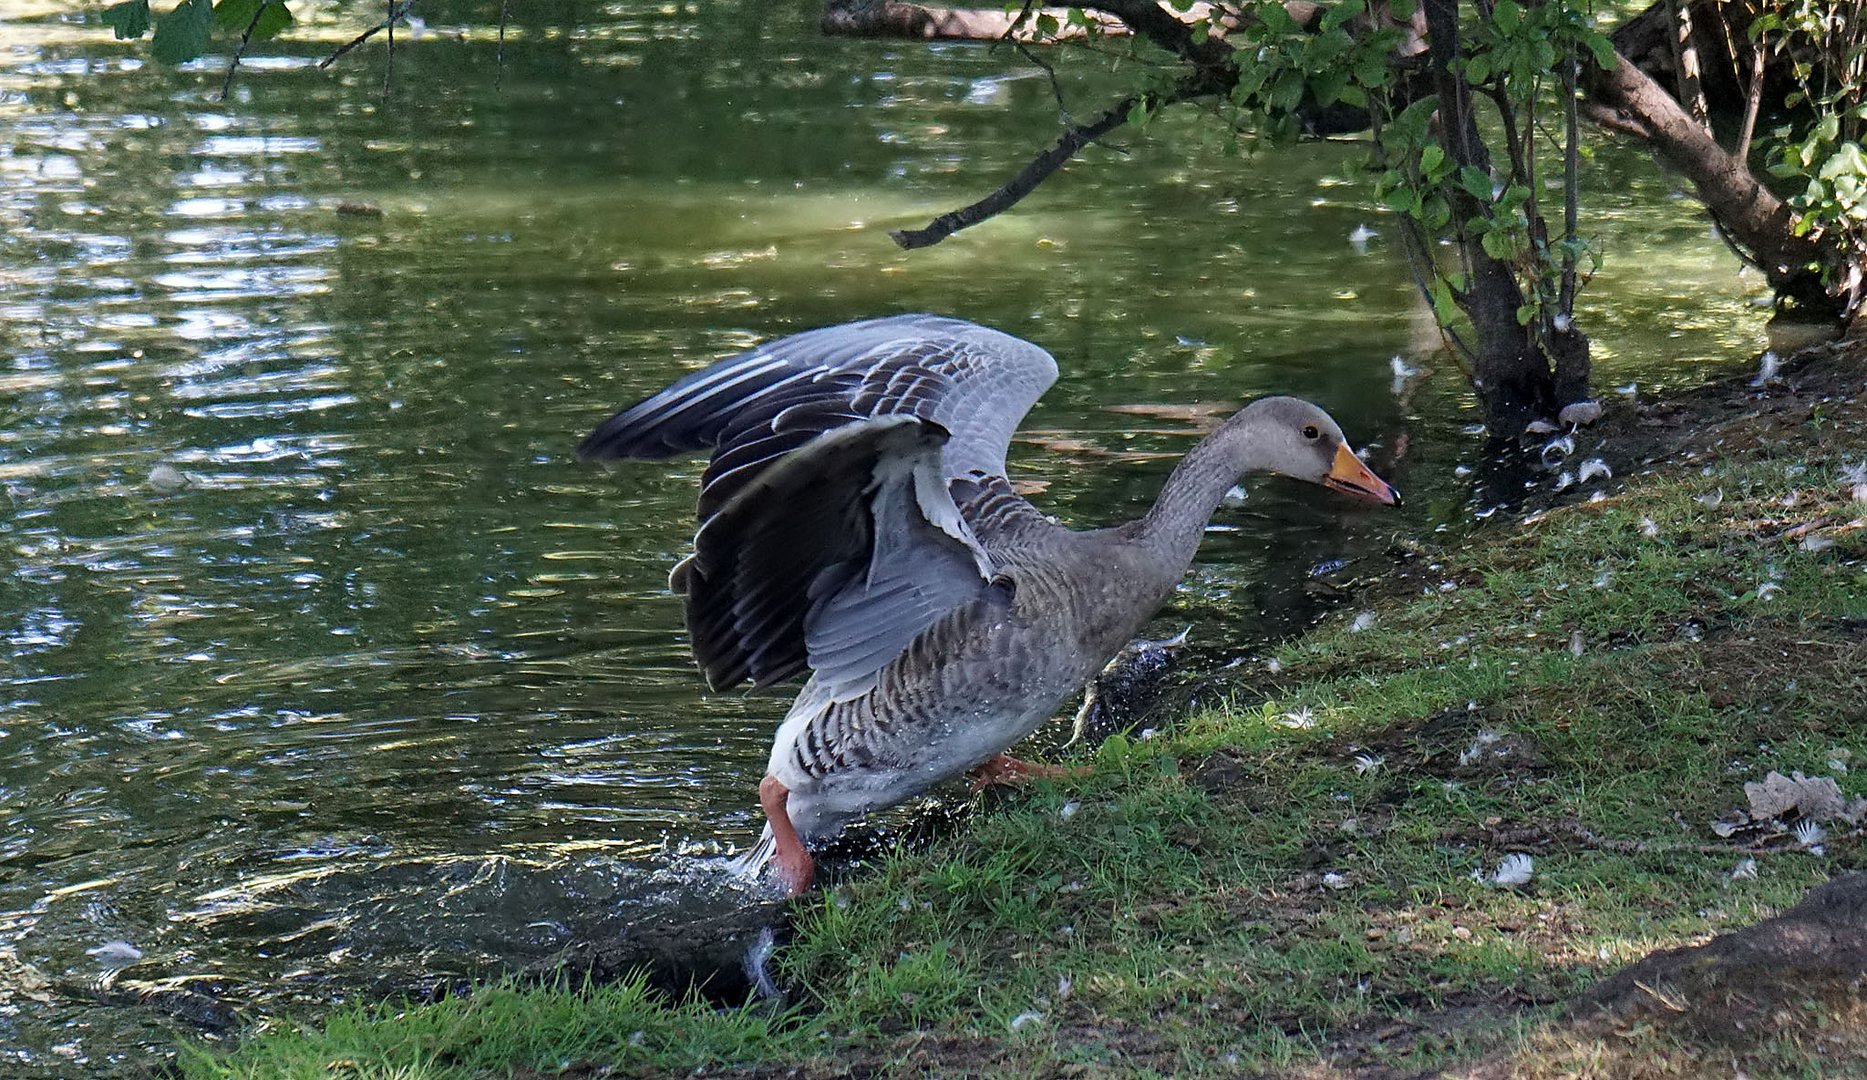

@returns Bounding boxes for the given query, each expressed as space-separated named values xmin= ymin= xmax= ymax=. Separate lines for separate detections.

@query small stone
xmin=1558 ymin=400 xmax=1603 ymax=427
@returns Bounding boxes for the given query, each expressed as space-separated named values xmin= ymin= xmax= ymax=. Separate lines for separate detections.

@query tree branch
xmin=889 ymin=91 xmax=1154 ymax=249
xmin=215 ymin=0 xmax=272 ymax=102
xmin=1083 ymin=0 xmax=1234 ymax=66
xmin=319 ymin=0 xmax=419 ymax=69
xmin=1580 ymin=51 xmax=1825 ymax=298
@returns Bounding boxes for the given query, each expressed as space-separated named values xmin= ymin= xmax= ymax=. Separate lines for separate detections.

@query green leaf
xmin=214 ymin=0 xmax=292 ymax=39
xmin=1583 ymin=30 xmax=1616 ymax=71
xmin=1382 ymin=185 xmax=1421 ymax=216
xmin=1270 ymin=68 xmax=1305 ymax=111
xmin=1819 ymin=142 xmax=1867 ymax=181
xmin=1422 ymin=193 xmax=1450 ymax=229
xmin=1516 ymin=303 xmax=1537 ymax=325
xmin=1492 ymin=0 xmax=1522 ymax=29
xmin=1392 ymin=95 xmax=1440 ymax=140
xmin=1260 ymin=3 xmax=1299 ymax=33
xmin=1429 ymin=277 xmax=1458 ymax=324
xmin=1419 ymin=143 xmax=1445 ymax=175
xmin=1310 ymin=70 xmax=1348 ymax=108
xmin=1321 ymin=0 xmax=1366 ymax=33
xmin=1035 ymin=12 xmax=1059 ymax=37
xmin=101 ymin=0 xmax=151 ymax=38
xmin=150 ymin=0 xmax=213 ymax=63
xmin=1388 ymin=0 xmax=1416 ymax=19
xmin=1459 ymin=164 xmax=1493 ymax=200
xmin=1354 ymin=52 xmax=1390 ymax=88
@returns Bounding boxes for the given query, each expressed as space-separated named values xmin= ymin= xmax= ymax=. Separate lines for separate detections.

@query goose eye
xmin=1302 ymin=425 xmax=1320 ymax=441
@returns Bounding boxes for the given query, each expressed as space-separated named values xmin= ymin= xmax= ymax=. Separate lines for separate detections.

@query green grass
xmin=184 ymin=372 xmax=1867 ymax=1078
xmin=175 ymin=978 xmax=801 ymax=1079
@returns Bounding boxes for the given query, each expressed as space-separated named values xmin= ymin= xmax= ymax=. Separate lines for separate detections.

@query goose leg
xmin=759 ymin=774 xmax=814 ymax=896
xmin=970 ymin=753 xmax=1090 ymax=791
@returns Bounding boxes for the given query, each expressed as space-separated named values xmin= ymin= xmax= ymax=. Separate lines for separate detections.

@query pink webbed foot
xmin=969 ymin=753 xmax=1091 ymax=792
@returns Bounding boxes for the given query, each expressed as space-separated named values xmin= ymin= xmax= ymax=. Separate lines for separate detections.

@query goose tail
xmin=730 ymin=825 xmax=777 ymax=883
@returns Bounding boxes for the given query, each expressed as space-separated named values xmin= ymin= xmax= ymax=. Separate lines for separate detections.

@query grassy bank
xmin=185 ymin=351 xmax=1867 ymax=1080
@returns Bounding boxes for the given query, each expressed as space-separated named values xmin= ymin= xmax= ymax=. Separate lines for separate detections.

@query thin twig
xmin=1735 ymin=22 xmax=1766 ymax=162
xmin=216 ymin=0 xmax=271 ymax=102
xmin=1524 ymin=70 xmax=1538 ymax=242
xmin=1485 ymin=84 xmax=1528 ymax=191
xmin=998 ymin=0 xmax=1040 ymax=47
xmin=319 ymin=0 xmax=419 ymax=69
xmin=1559 ymin=44 xmax=1580 ymax=314
xmin=383 ymin=0 xmax=395 ymax=96
xmin=1016 ymin=41 xmax=1073 ymax=125
xmin=496 ymin=0 xmax=510 ymax=90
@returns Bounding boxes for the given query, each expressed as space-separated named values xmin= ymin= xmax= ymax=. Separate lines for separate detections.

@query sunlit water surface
xmin=0 ymin=2 xmax=1769 ymax=1072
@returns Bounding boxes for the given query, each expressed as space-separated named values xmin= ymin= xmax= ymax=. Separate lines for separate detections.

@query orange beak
xmin=1323 ymin=443 xmax=1401 ymax=506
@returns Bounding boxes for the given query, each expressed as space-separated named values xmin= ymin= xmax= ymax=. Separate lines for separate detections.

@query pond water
xmin=0 ymin=1 xmax=1769 ymax=1073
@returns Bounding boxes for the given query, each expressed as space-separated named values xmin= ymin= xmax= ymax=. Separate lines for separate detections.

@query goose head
xmin=1239 ymin=396 xmax=1401 ymax=506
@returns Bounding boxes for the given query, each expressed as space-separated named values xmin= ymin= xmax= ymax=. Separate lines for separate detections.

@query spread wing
xmin=578 ymin=315 xmax=1057 ymax=695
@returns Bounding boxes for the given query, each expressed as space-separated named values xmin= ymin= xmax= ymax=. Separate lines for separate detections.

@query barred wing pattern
xmin=578 ymin=315 xmax=1059 ymax=695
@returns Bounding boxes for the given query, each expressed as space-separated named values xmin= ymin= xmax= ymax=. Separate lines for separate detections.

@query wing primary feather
xmin=581 ymin=316 xmax=1061 ymax=693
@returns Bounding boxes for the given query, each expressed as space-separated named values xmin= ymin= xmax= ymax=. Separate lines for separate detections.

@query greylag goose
xmin=578 ymin=314 xmax=1398 ymax=895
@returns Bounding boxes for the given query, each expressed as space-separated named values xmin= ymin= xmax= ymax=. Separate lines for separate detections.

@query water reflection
xmin=0 ymin=1 xmax=1769 ymax=1074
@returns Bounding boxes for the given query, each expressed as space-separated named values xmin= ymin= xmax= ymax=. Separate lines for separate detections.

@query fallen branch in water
xmin=888 ymin=92 xmax=1146 ymax=250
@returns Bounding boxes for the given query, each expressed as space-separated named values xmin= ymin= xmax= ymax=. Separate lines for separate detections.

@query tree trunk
xmin=1611 ymin=0 xmax=1789 ymax=119
xmin=1580 ymin=52 xmax=1829 ymax=307
xmin=1423 ymin=0 xmax=1557 ymax=433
